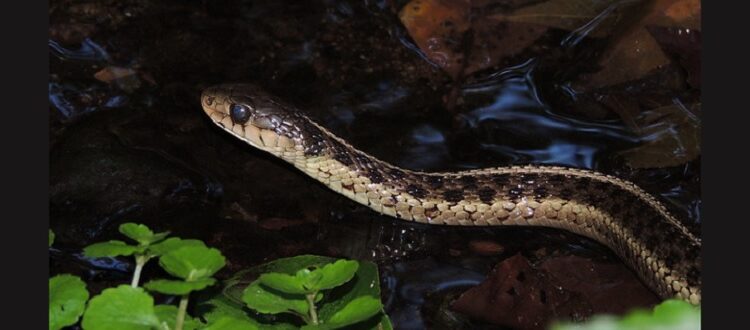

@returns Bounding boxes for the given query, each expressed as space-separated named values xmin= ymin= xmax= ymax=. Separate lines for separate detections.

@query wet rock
xmin=451 ymin=254 xmax=659 ymax=329
xmin=49 ymin=111 xmax=222 ymax=244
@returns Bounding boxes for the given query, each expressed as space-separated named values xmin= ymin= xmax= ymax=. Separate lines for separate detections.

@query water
xmin=49 ymin=0 xmax=700 ymax=328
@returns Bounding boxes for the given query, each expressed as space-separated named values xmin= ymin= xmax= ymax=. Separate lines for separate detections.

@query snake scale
xmin=201 ymin=84 xmax=701 ymax=305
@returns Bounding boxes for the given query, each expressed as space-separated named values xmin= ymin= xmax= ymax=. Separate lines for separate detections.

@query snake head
xmin=201 ymin=84 xmax=323 ymax=155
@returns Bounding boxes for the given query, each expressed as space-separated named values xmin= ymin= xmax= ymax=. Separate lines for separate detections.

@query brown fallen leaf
xmin=398 ymin=0 xmax=555 ymax=79
xmin=618 ymin=102 xmax=700 ymax=168
xmin=94 ymin=66 xmax=142 ymax=92
xmin=575 ymin=0 xmax=701 ymax=89
xmin=398 ymin=0 xmax=471 ymax=79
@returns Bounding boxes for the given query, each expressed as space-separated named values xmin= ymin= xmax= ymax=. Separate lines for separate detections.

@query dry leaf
xmin=618 ymin=102 xmax=700 ymax=168
xmin=94 ymin=66 xmax=141 ymax=92
xmin=398 ymin=0 xmax=471 ymax=79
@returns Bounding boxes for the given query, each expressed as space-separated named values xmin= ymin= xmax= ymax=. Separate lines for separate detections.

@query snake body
xmin=201 ymin=84 xmax=701 ymax=305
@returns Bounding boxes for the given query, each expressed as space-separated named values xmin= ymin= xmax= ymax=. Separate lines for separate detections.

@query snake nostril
xmin=205 ymin=96 xmax=215 ymax=106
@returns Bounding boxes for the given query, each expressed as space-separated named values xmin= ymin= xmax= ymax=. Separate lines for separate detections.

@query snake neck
xmin=269 ymin=121 xmax=701 ymax=304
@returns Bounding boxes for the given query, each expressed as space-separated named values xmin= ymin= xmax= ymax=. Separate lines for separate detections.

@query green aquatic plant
xmin=551 ymin=299 xmax=701 ymax=330
xmin=80 ymin=223 xmax=229 ymax=330
xmin=52 ymin=224 xmax=389 ymax=330
xmin=83 ymin=222 xmax=209 ymax=287
xmin=204 ymin=255 xmax=392 ymax=330
xmin=144 ymin=244 xmax=226 ymax=330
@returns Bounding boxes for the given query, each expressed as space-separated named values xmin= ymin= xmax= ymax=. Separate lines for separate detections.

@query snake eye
xmin=229 ymin=104 xmax=251 ymax=124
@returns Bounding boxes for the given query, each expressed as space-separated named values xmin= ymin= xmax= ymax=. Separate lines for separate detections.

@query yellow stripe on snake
xmin=201 ymin=84 xmax=701 ymax=305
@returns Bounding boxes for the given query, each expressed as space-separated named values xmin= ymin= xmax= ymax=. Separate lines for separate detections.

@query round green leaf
xmin=154 ymin=304 xmax=201 ymax=330
xmin=204 ymin=316 xmax=260 ymax=330
xmin=119 ymin=223 xmax=170 ymax=246
xmin=148 ymin=237 xmax=206 ymax=257
xmin=81 ymin=285 xmax=160 ymax=330
xmin=49 ymin=229 xmax=55 ymax=247
xmin=84 ymin=240 xmax=138 ymax=258
xmin=309 ymin=259 xmax=358 ymax=291
xmin=325 ymin=296 xmax=382 ymax=327
xmin=258 ymin=272 xmax=307 ymax=294
xmin=158 ymin=245 xmax=226 ymax=280
xmin=144 ymin=278 xmax=217 ymax=295
xmin=50 ymin=274 xmax=89 ymax=330
xmin=241 ymin=282 xmax=308 ymax=315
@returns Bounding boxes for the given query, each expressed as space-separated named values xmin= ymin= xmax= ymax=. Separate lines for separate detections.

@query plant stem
xmin=306 ymin=293 xmax=319 ymax=325
xmin=176 ymin=294 xmax=189 ymax=330
xmin=131 ymin=255 xmax=148 ymax=288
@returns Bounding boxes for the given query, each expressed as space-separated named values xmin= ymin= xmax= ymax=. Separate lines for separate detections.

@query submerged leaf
xmin=618 ymin=102 xmax=700 ymax=168
xmin=488 ymin=0 xmax=620 ymax=34
xmin=575 ymin=0 xmax=701 ymax=89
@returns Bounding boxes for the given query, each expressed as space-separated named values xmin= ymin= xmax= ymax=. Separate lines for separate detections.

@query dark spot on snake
xmin=540 ymin=290 xmax=547 ymax=304
xmin=368 ymin=171 xmax=384 ymax=184
xmin=560 ymin=188 xmax=573 ymax=199
xmin=459 ymin=176 xmax=477 ymax=186
xmin=491 ymin=174 xmax=510 ymax=185
xmin=508 ymin=187 xmax=523 ymax=199
xmin=332 ymin=150 xmax=353 ymax=166
xmin=354 ymin=155 xmax=371 ymax=168
xmin=229 ymin=104 xmax=251 ymax=124
xmin=548 ymin=174 xmax=566 ymax=183
xmin=443 ymin=189 xmax=464 ymax=203
xmin=575 ymin=177 xmax=592 ymax=190
xmin=478 ymin=187 xmax=496 ymax=204
xmin=610 ymin=201 xmax=623 ymax=214
xmin=426 ymin=176 xmax=443 ymax=189
xmin=387 ymin=168 xmax=405 ymax=180
xmin=595 ymin=181 xmax=611 ymax=191
xmin=406 ymin=184 xmax=427 ymax=199
xmin=533 ymin=187 xmax=548 ymax=199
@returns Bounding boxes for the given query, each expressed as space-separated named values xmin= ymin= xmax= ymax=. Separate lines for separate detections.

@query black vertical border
xmin=702 ymin=1 xmax=748 ymax=328
xmin=0 ymin=0 xmax=49 ymax=327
